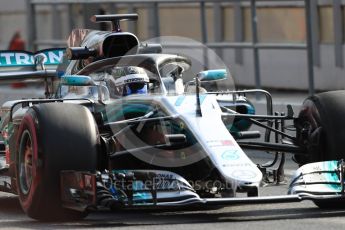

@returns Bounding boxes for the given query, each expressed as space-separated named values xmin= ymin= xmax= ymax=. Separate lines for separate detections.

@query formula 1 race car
xmin=1 ymin=14 xmax=345 ymax=221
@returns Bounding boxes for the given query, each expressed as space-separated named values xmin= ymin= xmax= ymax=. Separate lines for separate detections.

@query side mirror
xmin=60 ymin=75 xmax=110 ymax=104
xmin=61 ymin=75 xmax=96 ymax=86
xmin=197 ymin=69 xmax=227 ymax=81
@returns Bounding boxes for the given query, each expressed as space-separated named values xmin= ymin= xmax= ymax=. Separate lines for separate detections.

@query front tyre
xmin=16 ymin=103 xmax=98 ymax=220
xmin=296 ymin=90 xmax=345 ymax=164
xmin=296 ymin=90 xmax=345 ymax=209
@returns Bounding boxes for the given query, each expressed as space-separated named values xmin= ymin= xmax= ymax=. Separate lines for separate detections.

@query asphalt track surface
xmin=1 ymin=86 xmax=345 ymax=229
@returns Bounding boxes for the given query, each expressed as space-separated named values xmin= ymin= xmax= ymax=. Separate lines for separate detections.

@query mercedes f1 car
xmin=1 ymin=14 xmax=345 ymax=220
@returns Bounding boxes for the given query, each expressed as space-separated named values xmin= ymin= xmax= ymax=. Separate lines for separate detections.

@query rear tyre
xmin=296 ymin=90 xmax=345 ymax=209
xmin=16 ymin=103 xmax=98 ymax=220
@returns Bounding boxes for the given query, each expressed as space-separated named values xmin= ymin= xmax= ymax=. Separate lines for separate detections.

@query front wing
xmin=60 ymin=160 xmax=345 ymax=212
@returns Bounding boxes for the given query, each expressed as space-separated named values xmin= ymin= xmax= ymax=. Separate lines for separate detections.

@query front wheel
xmin=16 ymin=103 xmax=99 ymax=220
xmin=296 ymin=90 xmax=345 ymax=209
xmin=296 ymin=90 xmax=345 ymax=164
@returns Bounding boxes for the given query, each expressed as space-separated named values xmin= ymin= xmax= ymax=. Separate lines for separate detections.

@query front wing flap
xmin=289 ymin=160 xmax=345 ymax=195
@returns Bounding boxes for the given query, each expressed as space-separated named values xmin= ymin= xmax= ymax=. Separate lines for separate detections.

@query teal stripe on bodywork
xmin=175 ymin=95 xmax=207 ymax=107
xmin=324 ymin=161 xmax=341 ymax=191
xmin=199 ymin=95 xmax=207 ymax=104
xmin=175 ymin=96 xmax=185 ymax=106
xmin=61 ymin=75 xmax=93 ymax=86
xmin=226 ymin=102 xmax=255 ymax=133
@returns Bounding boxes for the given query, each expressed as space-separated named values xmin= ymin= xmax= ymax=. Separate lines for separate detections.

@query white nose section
xmin=166 ymin=95 xmax=263 ymax=190
xmin=196 ymin=111 xmax=263 ymax=188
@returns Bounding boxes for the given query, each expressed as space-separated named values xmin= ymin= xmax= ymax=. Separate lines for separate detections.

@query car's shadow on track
xmin=1 ymin=195 xmax=345 ymax=229
xmin=0 ymin=194 xmax=24 ymax=214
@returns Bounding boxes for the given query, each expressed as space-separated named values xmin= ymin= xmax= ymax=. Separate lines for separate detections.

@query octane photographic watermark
xmin=102 ymin=176 xmax=240 ymax=193
xmin=104 ymin=36 xmax=237 ymax=168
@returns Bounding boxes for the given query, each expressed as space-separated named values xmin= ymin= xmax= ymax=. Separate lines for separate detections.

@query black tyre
xmin=296 ymin=90 xmax=345 ymax=209
xmin=296 ymin=90 xmax=345 ymax=163
xmin=16 ymin=103 xmax=98 ymax=220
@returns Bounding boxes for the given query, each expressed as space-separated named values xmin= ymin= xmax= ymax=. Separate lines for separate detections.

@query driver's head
xmin=112 ymin=66 xmax=149 ymax=96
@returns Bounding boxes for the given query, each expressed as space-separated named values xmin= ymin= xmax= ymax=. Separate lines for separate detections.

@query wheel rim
xmin=19 ymin=130 xmax=34 ymax=195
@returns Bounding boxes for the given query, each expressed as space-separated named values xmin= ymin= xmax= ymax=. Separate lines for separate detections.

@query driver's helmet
xmin=111 ymin=66 xmax=149 ymax=96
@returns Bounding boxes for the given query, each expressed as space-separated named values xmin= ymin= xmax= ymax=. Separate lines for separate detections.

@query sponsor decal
xmin=114 ymin=73 xmax=149 ymax=86
xmin=312 ymin=165 xmax=322 ymax=171
xmin=124 ymin=77 xmax=147 ymax=83
xmin=221 ymin=140 xmax=233 ymax=145
xmin=231 ymin=170 xmax=257 ymax=180
xmin=222 ymin=162 xmax=252 ymax=168
xmin=221 ymin=150 xmax=239 ymax=161
xmin=0 ymin=49 xmax=64 ymax=67
xmin=207 ymin=139 xmax=234 ymax=148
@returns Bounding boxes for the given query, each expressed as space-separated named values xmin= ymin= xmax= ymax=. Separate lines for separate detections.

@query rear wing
xmin=0 ymin=48 xmax=65 ymax=83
